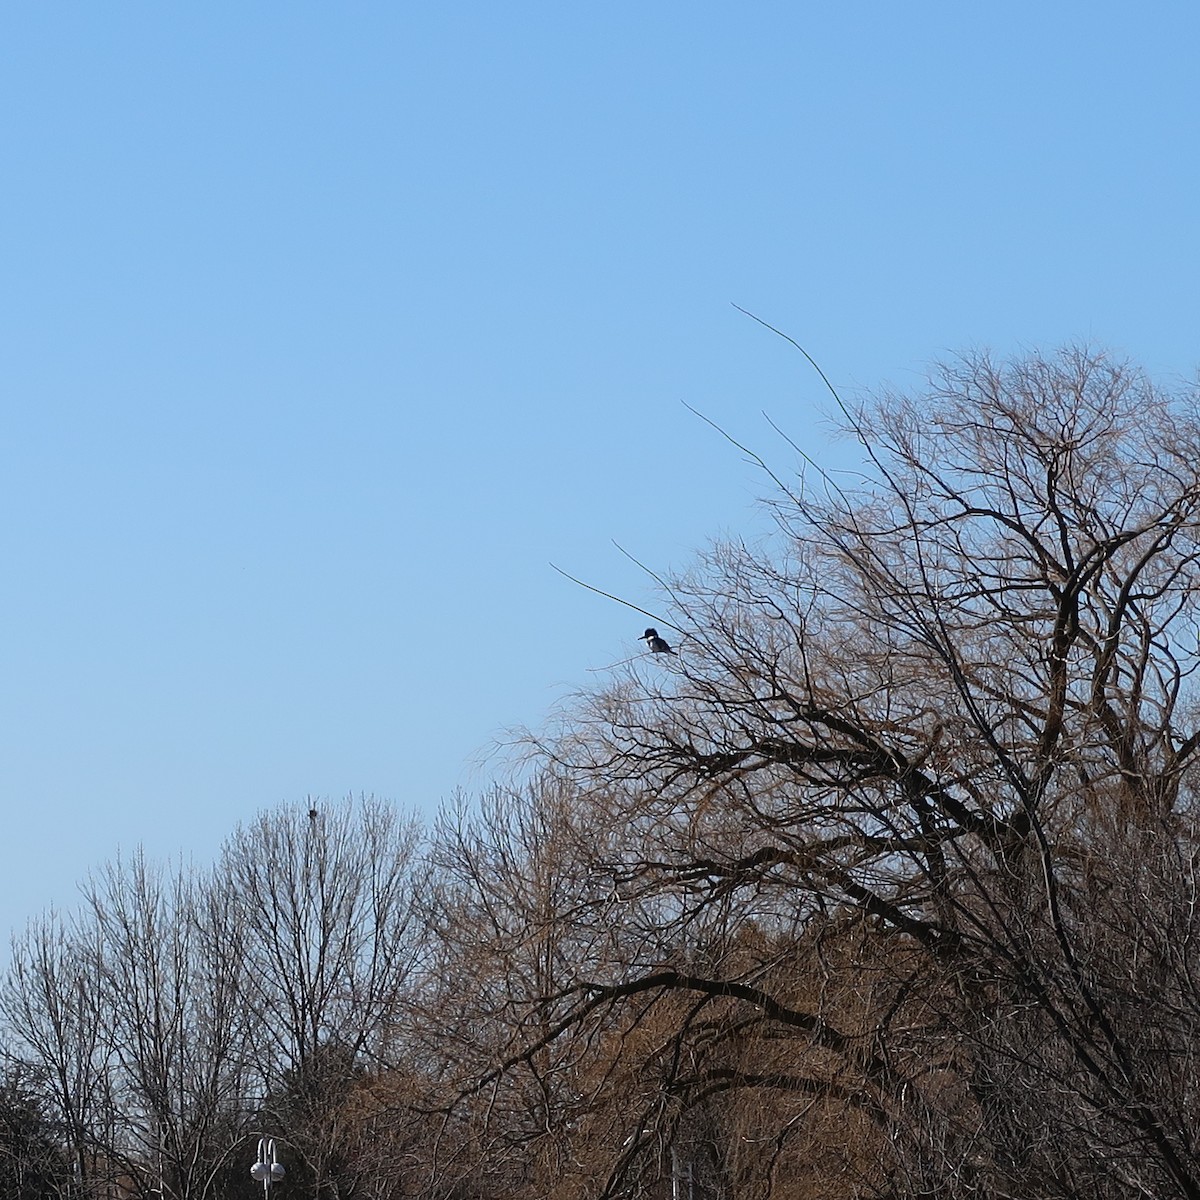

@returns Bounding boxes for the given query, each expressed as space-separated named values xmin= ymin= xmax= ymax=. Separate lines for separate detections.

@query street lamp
xmin=249 ymin=1138 xmax=285 ymax=1194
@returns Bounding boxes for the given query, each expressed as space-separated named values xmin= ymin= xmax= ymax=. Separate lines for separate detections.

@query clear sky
xmin=2 ymin=4 xmax=1198 ymax=943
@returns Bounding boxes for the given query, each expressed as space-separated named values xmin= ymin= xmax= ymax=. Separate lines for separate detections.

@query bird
xmin=640 ymin=627 xmax=675 ymax=654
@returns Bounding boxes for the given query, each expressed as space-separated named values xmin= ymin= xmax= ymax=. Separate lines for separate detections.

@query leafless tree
xmin=3 ymin=857 xmax=257 ymax=1199
xmin=215 ymin=796 xmax=428 ymax=1198
xmin=465 ymin=347 xmax=1200 ymax=1198
xmin=2 ymin=913 xmax=117 ymax=1196
xmin=1 ymin=797 xmax=430 ymax=1200
xmin=415 ymin=782 xmax=624 ymax=1199
xmin=78 ymin=850 xmax=252 ymax=1199
xmin=0 ymin=1063 xmax=72 ymax=1198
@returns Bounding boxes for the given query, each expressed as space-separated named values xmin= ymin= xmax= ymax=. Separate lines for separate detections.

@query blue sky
xmin=2 ymin=4 xmax=1198 ymax=941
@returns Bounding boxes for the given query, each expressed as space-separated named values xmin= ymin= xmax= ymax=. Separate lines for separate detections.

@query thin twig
xmin=549 ymin=563 xmax=684 ymax=636
xmin=681 ymin=399 xmax=805 ymax=509
xmin=731 ymin=302 xmax=851 ymax=421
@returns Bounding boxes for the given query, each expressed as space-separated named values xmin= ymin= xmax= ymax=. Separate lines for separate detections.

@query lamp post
xmin=249 ymin=1138 xmax=285 ymax=1195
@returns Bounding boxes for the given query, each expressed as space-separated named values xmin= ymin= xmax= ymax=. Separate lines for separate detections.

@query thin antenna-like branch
xmin=731 ymin=302 xmax=851 ymax=422
xmin=681 ymin=400 xmax=805 ymax=508
xmin=760 ymin=411 xmax=863 ymax=504
xmin=610 ymin=540 xmax=696 ymax=637
xmin=586 ymin=655 xmax=642 ymax=673
xmin=732 ymin=302 xmax=906 ymax=510
xmin=549 ymin=563 xmax=683 ymax=635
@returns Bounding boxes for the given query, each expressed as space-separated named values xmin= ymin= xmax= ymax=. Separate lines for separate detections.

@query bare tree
xmin=0 ymin=1063 xmax=72 ymax=1198
xmin=465 ymin=347 xmax=1200 ymax=1198
xmin=2 ymin=913 xmax=118 ymax=1196
xmin=215 ymin=796 xmax=428 ymax=1198
xmin=79 ymin=850 xmax=253 ymax=1200
xmin=416 ymin=783 xmax=621 ymax=1200
xmin=1 ymin=797 xmax=430 ymax=1200
xmin=3 ymin=858 xmax=257 ymax=1200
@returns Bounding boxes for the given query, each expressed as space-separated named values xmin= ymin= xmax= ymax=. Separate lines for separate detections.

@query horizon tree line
xmin=5 ymin=345 xmax=1200 ymax=1199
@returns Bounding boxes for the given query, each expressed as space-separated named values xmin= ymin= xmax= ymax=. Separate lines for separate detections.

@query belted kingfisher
xmin=641 ymin=627 xmax=675 ymax=654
